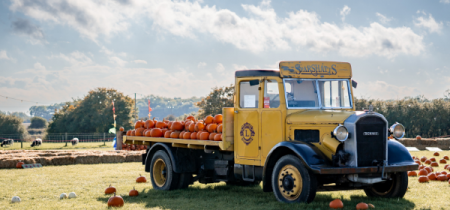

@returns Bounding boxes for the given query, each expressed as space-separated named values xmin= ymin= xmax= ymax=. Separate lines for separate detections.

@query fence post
xmin=103 ymin=133 xmax=106 ymax=146
xmin=65 ymin=133 xmax=68 ymax=147
xmin=21 ymin=139 xmax=23 ymax=149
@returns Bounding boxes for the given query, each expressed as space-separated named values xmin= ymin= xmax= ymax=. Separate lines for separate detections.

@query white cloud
xmin=197 ymin=62 xmax=207 ymax=68
xmin=440 ymin=0 xmax=450 ymax=4
xmin=340 ymin=5 xmax=351 ymax=22
xmin=414 ymin=13 xmax=443 ymax=33
xmin=0 ymin=50 xmax=13 ymax=61
xmin=134 ymin=60 xmax=147 ymax=64
xmin=9 ymin=0 xmax=137 ymax=41
xmin=376 ymin=13 xmax=392 ymax=24
xmin=50 ymin=51 xmax=93 ymax=66
xmin=33 ymin=62 xmax=46 ymax=71
xmin=216 ymin=63 xmax=225 ymax=73
xmin=10 ymin=0 xmax=425 ymax=58
xmin=109 ymin=56 xmax=127 ymax=67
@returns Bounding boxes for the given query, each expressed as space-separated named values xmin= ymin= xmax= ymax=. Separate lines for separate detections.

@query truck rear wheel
xmin=150 ymin=150 xmax=180 ymax=190
xmin=271 ymin=155 xmax=317 ymax=203
xmin=364 ymin=172 xmax=408 ymax=198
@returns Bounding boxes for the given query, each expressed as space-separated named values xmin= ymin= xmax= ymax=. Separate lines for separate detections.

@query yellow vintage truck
xmin=122 ymin=61 xmax=418 ymax=203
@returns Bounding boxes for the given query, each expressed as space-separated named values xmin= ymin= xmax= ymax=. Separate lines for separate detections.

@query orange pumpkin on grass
xmin=329 ymin=199 xmax=344 ymax=209
xmin=136 ymin=174 xmax=147 ymax=183
xmin=129 ymin=187 xmax=139 ymax=197
xmin=407 ymin=171 xmax=417 ymax=176
xmin=418 ymin=175 xmax=429 ymax=183
xmin=105 ymin=184 xmax=116 ymax=194
xmin=107 ymin=193 xmax=124 ymax=207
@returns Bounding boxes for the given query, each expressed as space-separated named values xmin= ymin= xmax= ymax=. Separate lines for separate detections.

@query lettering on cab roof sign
xmin=279 ymin=61 xmax=352 ymax=79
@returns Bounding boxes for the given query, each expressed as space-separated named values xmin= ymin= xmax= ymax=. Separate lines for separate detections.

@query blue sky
xmin=0 ymin=0 xmax=449 ymax=113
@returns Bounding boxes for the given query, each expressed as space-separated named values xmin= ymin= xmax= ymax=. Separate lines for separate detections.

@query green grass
xmin=0 ymin=142 xmax=114 ymax=151
xmin=0 ymin=151 xmax=448 ymax=209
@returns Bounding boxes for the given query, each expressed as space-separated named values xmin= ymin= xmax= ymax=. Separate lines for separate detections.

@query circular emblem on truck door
xmin=240 ymin=122 xmax=255 ymax=145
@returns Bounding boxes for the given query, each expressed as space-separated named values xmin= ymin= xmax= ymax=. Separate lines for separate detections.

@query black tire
xmin=226 ymin=180 xmax=261 ymax=187
xmin=177 ymin=173 xmax=192 ymax=189
xmin=271 ymin=155 xmax=317 ymax=203
xmin=364 ymin=172 xmax=408 ymax=198
xmin=150 ymin=150 xmax=180 ymax=190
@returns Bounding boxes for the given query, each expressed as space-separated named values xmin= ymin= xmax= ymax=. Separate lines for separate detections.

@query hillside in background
xmin=136 ymin=95 xmax=202 ymax=120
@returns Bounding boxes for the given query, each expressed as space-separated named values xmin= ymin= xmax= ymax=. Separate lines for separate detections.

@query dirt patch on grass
xmin=0 ymin=150 xmax=144 ymax=168
xmin=398 ymin=138 xmax=450 ymax=150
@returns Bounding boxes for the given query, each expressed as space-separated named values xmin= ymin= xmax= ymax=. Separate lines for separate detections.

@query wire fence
xmin=0 ymin=133 xmax=116 ymax=143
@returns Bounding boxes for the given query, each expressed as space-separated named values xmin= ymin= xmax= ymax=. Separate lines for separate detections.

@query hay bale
xmin=75 ymin=155 xmax=101 ymax=165
xmin=100 ymin=154 xmax=126 ymax=163
xmin=125 ymin=154 xmax=141 ymax=162
xmin=34 ymin=157 xmax=54 ymax=166
xmin=22 ymin=158 xmax=36 ymax=164
xmin=38 ymin=153 xmax=59 ymax=157
xmin=0 ymin=159 xmax=17 ymax=168
xmin=51 ymin=156 xmax=76 ymax=165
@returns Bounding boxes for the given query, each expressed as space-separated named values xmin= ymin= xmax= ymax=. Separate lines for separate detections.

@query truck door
xmin=260 ymin=78 xmax=284 ymax=164
xmin=234 ymin=78 xmax=261 ymax=165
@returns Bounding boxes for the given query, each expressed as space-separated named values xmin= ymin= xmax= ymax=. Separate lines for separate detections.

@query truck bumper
xmin=312 ymin=163 xmax=419 ymax=174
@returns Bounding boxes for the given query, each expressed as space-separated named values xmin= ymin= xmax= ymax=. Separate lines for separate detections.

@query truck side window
xmin=240 ymin=81 xmax=259 ymax=108
xmin=264 ymin=80 xmax=280 ymax=108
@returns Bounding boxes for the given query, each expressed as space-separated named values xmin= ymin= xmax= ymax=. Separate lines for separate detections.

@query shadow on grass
xmin=97 ymin=184 xmax=416 ymax=210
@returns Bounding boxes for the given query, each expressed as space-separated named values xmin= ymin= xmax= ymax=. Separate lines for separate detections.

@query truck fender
xmin=144 ymin=143 xmax=179 ymax=173
xmin=387 ymin=139 xmax=415 ymax=165
xmin=262 ymin=141 xmax=329 ymax=192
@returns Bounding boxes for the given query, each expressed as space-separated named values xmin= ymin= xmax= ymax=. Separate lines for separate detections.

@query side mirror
xmin=249 ymin=79 xmax=260 ymax=86
xmin=352 ymin=80 xmax=357 ymax=88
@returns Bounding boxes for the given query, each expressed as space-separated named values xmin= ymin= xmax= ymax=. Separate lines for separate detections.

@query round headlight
xmin=333 ymin=125 xmax=349 ymax=142
xmin=390 ymin=123 xmax=405 ymax=139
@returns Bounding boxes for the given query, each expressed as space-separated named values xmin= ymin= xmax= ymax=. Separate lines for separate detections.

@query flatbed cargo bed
xmin=123 ymin=108 xmax=235 ymax=152
xmin=124 ymin=136 xmax=233 ymax=151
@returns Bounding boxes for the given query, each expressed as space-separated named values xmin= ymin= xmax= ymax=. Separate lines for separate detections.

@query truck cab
xmin=125 ymin=61 xmax=418 ymax=204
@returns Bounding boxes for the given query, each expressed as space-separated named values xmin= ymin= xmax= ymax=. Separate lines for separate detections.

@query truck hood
xmin=286 ymin=110 xmax=355 ymax=125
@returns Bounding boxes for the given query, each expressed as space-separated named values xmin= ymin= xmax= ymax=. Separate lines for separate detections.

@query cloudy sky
xmin=0 ymin=0 xmax=449 ymax=113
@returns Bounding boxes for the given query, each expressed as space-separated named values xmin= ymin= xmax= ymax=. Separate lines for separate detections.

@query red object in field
xmin=329 ymin=199 xmax=344 ymax=209
xmin=16 ymin=161 xmax=24 ymax=169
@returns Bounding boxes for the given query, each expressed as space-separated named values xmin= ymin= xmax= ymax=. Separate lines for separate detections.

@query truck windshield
xmin=284 ymin=79 xmax=352 ymax=109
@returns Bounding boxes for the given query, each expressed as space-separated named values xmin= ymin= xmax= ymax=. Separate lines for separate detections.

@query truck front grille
xmin=355 ymin=116 xmax=387 ymax=167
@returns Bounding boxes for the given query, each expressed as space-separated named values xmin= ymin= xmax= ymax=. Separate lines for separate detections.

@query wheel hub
xmin=277 ymin=165 xmax=302 ymax=201
xmin=152 ymin=159 xmax=167 ymax=187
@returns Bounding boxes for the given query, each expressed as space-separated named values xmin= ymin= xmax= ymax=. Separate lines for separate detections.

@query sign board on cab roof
xmin=279 ymin=61 xmax=352 ymax=79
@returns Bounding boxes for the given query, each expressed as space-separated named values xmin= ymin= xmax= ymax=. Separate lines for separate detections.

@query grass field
xmin=0 ymin=151 xmax=449 ymax=210
xmin=0 ymin=142 xmax=114 ymax=151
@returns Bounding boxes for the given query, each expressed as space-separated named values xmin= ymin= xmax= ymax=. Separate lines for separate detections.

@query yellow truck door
xmin=234 ymin=78 xmax=261 ymax=165
xmin=260 ymin=78 xmax=285 ymax=164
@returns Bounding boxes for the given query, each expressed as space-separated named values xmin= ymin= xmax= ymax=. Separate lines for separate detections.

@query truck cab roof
xmin=235 ymin=69 xmax=279 ymax=78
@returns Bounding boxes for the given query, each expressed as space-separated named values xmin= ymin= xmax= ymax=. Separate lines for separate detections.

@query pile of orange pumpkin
xmin=408 ymin=152 xmax=450 ymax=184
xmin=126 ymin=115 xmax=224 ymax=141
xmin=122 ymin=144 xmax=147 ymax=151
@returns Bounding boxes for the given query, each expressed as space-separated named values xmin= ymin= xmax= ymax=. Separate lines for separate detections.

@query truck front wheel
xmin=364 ymin=171 xmax=408 ymax=198
xmin=271 ymin=155 xmax=317 ymax=203
xmin=150 ymin=150 xmax=180 ymax=190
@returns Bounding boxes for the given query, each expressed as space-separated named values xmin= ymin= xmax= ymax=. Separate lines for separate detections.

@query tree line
xmin=1 ymin=86 xmax=449 ymax=139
